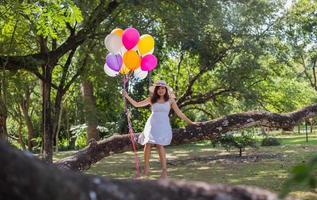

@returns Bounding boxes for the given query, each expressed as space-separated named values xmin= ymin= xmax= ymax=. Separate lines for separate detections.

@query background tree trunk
xmin=55 ymin=103 xmax=317 ymax=171
xmin=0 ymin=98 xmax=7 ymax=141
xmin=20 ymin=99 xmax=36 ymax=151
xmin=81 ymin=80 xmax=99 ymax=142
xmin=17 ymin=121 xmax=26 ymax=150
xmin=55 ymin=104 xmax=63 ymax=152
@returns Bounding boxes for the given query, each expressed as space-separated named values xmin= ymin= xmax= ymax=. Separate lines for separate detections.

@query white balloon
xmin=120 ymin=46 xmax=127 ymax=56
xmin=104 ymin=63 xmax=119 ymax=77
xmin=134 ymin=67 xmax=148 ymax=80
xmin=104 ymin=33 xmax=123 ymax=54
xmin=104 ymin=34 xmax=111 ymax=48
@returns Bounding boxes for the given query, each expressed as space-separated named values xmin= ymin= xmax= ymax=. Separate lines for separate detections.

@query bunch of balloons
xmin=104 ymin=27 xmax=157 ymax=80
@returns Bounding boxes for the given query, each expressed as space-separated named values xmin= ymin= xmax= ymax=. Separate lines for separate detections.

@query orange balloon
xmin=120 ymin=64 xmax=130 ymax=74
xmin=123 ymin=50 xmax=141 ymax=70
xmin=111 ymin=28 xmax=123 ymax=37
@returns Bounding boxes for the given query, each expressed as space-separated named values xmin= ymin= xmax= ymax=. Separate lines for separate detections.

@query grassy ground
xmin=56 ymin=134 xmax=317 ymax=200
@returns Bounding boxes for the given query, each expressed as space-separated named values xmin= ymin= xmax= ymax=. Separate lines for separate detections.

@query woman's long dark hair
xmin=150 ymin=86 xmax=170 ymax=104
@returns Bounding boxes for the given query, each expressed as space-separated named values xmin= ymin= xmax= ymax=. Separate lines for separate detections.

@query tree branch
xmin=182 ymin=107 xmax=215 ymax=118
xmin=0 ymin=1 xmax=119 ymax=72
xmin=55 ymin=103 xmax=317 ymax=171
xmin=177 ymin=44 xmax=234 ymax=106
xmin=0 ymin=141 xmax=293 ymax=200
xmin=179 ymin=88 xmax=233 ymax=109
xmin=0 ymin=54 xmax=45 ymax=72
xmin=49 ymin=1 xmax=119 ymax=60
xmin=58 ymin=48 xmax=77 ymax=91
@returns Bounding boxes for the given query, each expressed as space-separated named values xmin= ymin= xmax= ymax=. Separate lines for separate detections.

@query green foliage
xmin=70 ymin=124 xmax=86 ymax=149
xmin=281 ymin=155 xmax=317 ymax=198
xmin=24 ymin=0 xmax=82 ymax=39
xmin=70 ymin=123 xmax=118 ymax=149
xmin=7 ymin=137 xmax=24 ymax=150
xmin=261 ymin=137 xmax=281 ymax=146
xmin=98 ymin=122 xmax=120 ymax=138
xmin=212 ymin=131 xmax=257 ymax=156
xmin=58 ymin=138 xmax=71 ymax=151
xmin=31 ymin=137 xmax=43 ymax=153
xmin=2 ymin=0 xmax=317 ymax=154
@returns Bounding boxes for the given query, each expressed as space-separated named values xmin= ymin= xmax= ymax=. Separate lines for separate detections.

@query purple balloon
xmin=106 ymin=53 xmax=122 ymax=72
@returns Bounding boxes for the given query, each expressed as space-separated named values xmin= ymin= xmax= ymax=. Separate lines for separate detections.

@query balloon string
xmin=123 ymin=75 xmax=141 ymax=178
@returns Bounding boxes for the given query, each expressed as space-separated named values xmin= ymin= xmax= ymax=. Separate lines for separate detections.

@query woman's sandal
xmin=143 ymin=166 xmax=150 ymax=177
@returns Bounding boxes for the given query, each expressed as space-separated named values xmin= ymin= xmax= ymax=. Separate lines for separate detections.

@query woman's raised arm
xmin=123 ymin=90 xmax=151 ymax=108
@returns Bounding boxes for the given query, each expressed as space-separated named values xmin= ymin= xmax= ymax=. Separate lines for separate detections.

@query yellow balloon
xmin=123 ymin=50 xmax=141 ymax=70
xmin=120 ymin=64 xmax=130 ymax=74
xmin=137 ymin=34 xmax=155 ymax=55
xmin=111 ymin=28 xmax=123 ymax=37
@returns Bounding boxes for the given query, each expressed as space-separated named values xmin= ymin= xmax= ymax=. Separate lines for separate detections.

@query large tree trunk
xmin=0 ymin=141 xmax=293 ymax=200
xmin=42 ymin=65 xmax=54 ymax=163
xmin=55 ymin=103 xmax=317 ymax=171
xmin=81 ymin=80 xmax=99 ymax=142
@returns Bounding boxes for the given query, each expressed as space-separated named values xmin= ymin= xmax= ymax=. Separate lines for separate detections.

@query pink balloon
xmin=140 ymin=54 xmax=158 ymax=71
xmin=122 ymin=28 xmax=140 ymax=50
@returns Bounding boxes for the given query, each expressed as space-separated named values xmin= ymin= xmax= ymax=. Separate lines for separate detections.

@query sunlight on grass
xmin=290 ymin=191 xmax=317 ymax=200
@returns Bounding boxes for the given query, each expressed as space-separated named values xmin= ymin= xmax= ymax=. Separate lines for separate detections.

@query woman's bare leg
xmin=156 ymin=144 xmax=168 ymax=179
xmin=143 ymin=143 xmax=152 ymax=176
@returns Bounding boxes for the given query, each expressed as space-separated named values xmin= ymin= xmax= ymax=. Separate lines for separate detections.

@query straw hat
xmin=149 ymin=80 xmax=176 ymax=98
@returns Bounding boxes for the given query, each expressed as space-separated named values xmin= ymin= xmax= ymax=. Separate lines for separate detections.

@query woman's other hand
xmin=190 ymin=121 xmax=202 ymax=126
xmin=122 ymin=90 xmax=128 ymax=97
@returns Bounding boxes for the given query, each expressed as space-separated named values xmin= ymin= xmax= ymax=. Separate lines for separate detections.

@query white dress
xmin=138 ymin=100 xmax=172 ymax=146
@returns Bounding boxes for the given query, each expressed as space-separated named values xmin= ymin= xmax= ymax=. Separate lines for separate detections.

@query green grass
xmin=55 ymin=134 xmax=317 ymax=200
xmin=277 ymin=134 xmax=317 ymax=145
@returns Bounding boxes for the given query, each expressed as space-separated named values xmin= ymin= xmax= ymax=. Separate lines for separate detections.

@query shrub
xmin=212 ymin=132 xmax=257 ymax=157
xmin=261 ymin=137 xmax=281 ymax=146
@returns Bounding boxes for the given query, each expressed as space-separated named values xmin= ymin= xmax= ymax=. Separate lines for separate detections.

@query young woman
xmin=123 ymin=80 xmax=200 ymax=179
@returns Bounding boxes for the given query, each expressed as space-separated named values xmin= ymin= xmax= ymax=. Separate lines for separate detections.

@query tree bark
xmin=55 ymin=104 xmax=63 ymax=152
xmin=81 ymin=80 xmax=99 ymax=142
xmin=42 ymin=64 xmax=54 ymax=163
xmin=0 ymin=0 xmax=119 ymax=159
xmin=0 ymin=98 xmax=7 ymax=141
xmin=53 ymin=89 xmax=64 ymax=152
xmin=0 ymin=141 xmax=293 ymax=200
xmin=55 ymin=103 xmax=317 ymax=171
xmin=20 ymin=98 xmax=36 ymax=151
xmin=18 ymin=121 xmax=26 ymax=150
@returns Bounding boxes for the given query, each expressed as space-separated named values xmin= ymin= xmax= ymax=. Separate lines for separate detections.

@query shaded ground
xmin=55 ymin=134 xmax=317 ymax=200
xmin=167 ymin=152 xmax=283 ymax=166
